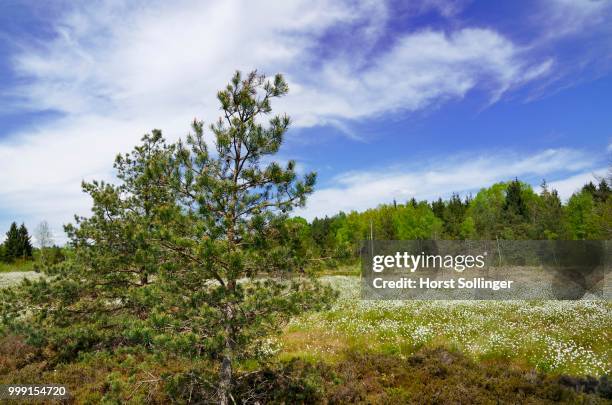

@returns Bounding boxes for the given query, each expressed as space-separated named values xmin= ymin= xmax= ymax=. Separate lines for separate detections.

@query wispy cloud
xmin=549 ymin=168 xmax=608 ymax=200
xmin=537 ymin=0 xmax=612 ymax=40
xmin=295 ymin=148 xmax=599 ymax=219
xmin=281 ymin=28 xmax=552 ymax=126
xmin=0 ymin=0 xmax=606 ymax=239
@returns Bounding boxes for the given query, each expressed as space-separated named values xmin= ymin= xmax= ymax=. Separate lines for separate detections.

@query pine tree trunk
xmin=219 ymin=348 xmax=232 ymax=405
xmin=219 ymin=303 xmax=234 ymax=405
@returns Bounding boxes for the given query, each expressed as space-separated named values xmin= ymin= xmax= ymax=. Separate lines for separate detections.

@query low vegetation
xmin=283 ymin=276 xmax=611 ymax=377
xmin=0 ymin=273 xmax=610 ymax=403
xmin=0 ymin=260 xmax=36 ymax=273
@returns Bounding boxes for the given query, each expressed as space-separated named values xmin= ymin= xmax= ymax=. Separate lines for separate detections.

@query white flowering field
xmin=282 ymin=276 xmax=612 ymax=377
xmin=0 ymin=271 xmax=42 ymax=288
xmin=2 ymin=272 xmax=609 ymax=377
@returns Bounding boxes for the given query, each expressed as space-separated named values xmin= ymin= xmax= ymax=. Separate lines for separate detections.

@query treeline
xmin=294 ymin=178 xmax=611 ymax=262
xmin=0 ymin=222 xmax=65 ymax=265
xmin=0 ymin=222 xmax=33 ymax=262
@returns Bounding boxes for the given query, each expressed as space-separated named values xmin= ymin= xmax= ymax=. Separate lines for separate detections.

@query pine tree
xmin=161 ymin=71 xmax=334 ymax=403
xmin=582 ymin=181 xmax=597 ymax=197
xmin=431 ymin=198 xmax=445 ymax=220
xmin=536 ymin=184 xmax=565 ymax=239
xmin=596 ymin=179 xmax=611 ymax=202
xmin=444 ymin=193 xmax=468 ymax=238
xmin=0 ymin=71 xmax=334 ymax=403
xmin=1 ymin=134 xmax=177 ymax=361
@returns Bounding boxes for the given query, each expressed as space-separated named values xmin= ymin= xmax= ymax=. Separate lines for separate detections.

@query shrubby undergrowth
xmin=1 ymin=334 xmax=609 ymax=404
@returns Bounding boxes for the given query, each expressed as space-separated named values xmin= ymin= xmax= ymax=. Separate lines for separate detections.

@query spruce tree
xmin=536 ymin=184 xmax=565 ymax=239
xmin=3 ymin=222 xmax=21 ymax=262
xmin=444 ymin=193 xmax=468 ymax=238
xmin=596 ymin=179 xmax=611 ymax=202
xmin=504 ymin=178 xmax=528 ymax=220
xmin=17 ymin=223 xmax=33 ymax=259
xmin=431 ymin=198 xmax=445 ymax=220
xmin=582 ymin=181 xmax=597 ymax=197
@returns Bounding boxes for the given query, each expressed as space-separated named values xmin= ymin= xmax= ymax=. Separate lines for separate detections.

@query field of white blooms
xmin=0 ymin=271 xmax=42 ymax=288
xmin=283 ymin=276 xmax=612 ymax=377
xmin=2 ymin=272 xmax=609 ymax=376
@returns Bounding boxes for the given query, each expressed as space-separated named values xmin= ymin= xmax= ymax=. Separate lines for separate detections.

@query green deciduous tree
xmin=468 ymin=183 xmax=507 ymax=239
xmin=393 ymin=202 xmax=443 ymax=240
xmin=566 ymin=190 xmax=604 ymax=239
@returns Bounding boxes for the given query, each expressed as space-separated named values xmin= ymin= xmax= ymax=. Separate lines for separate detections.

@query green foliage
xmin=1 ymin=223 xmax=33 ymax=262
xmin=0 ymin=69 xmax=610 ymax=403
xmin=17 ymin=224 xmax=33 ymax=260
xmin=157 ymin=70 xmax=335 ymax=402
xmin=442 ymin=193 xmax=470 ymax=238
xmin=3 ymin=223 xmax=21 ymax=262
xmin=566 ymin=190 xmax=603 ymax=239
xmin=0 ymin=259 xmax=36 ymax=273
xmin=299 ymin=176 xmax=609 ymax=261
xmin=468 ymin=182 xmax=508 ymax=239
xmin=39 ymin=245 xmax=66 ymax=266
xmin=536 ymin=181 xmax=566 ymax=240
xmin=309 ymin=201 xmax=443 ymax=264
xmin=392 ymin=201 xmax=443 ymax=240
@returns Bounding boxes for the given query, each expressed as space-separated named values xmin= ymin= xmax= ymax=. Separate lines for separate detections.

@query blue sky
xmin=0 ymin=0 xmax=611 ymax=244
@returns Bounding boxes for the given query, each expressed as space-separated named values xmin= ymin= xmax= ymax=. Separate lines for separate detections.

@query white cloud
xmin=538 ymin=0 xmax=612 ymax=39
xmin=0 ymin=0 xmax=365 ymax=239
xmin=549 ymin=168 xmax=608 ymax=201
xmin=0 ymin=0 xmax=563 ymax=239
xmin=295 ymin=148 xmax=596 ymax=219
xmin=281 ymin=28 xmax=552 ymax=126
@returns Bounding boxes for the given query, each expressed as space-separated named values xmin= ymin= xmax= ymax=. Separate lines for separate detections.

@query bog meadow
xmin=0 ymin=72 xmax=610 ymax=404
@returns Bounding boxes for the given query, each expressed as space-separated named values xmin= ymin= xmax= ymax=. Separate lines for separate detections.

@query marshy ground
xmin=1 ymin=271 xmax=610 ymax=403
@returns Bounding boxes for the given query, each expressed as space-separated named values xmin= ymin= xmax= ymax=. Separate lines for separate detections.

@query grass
xmin=315 ymin=263 xmax=361 ymax=277
xmin=280 ymin=275 xmax=612 ymax=377
xmin=0 ymin=259 xmax=38 ymax=273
